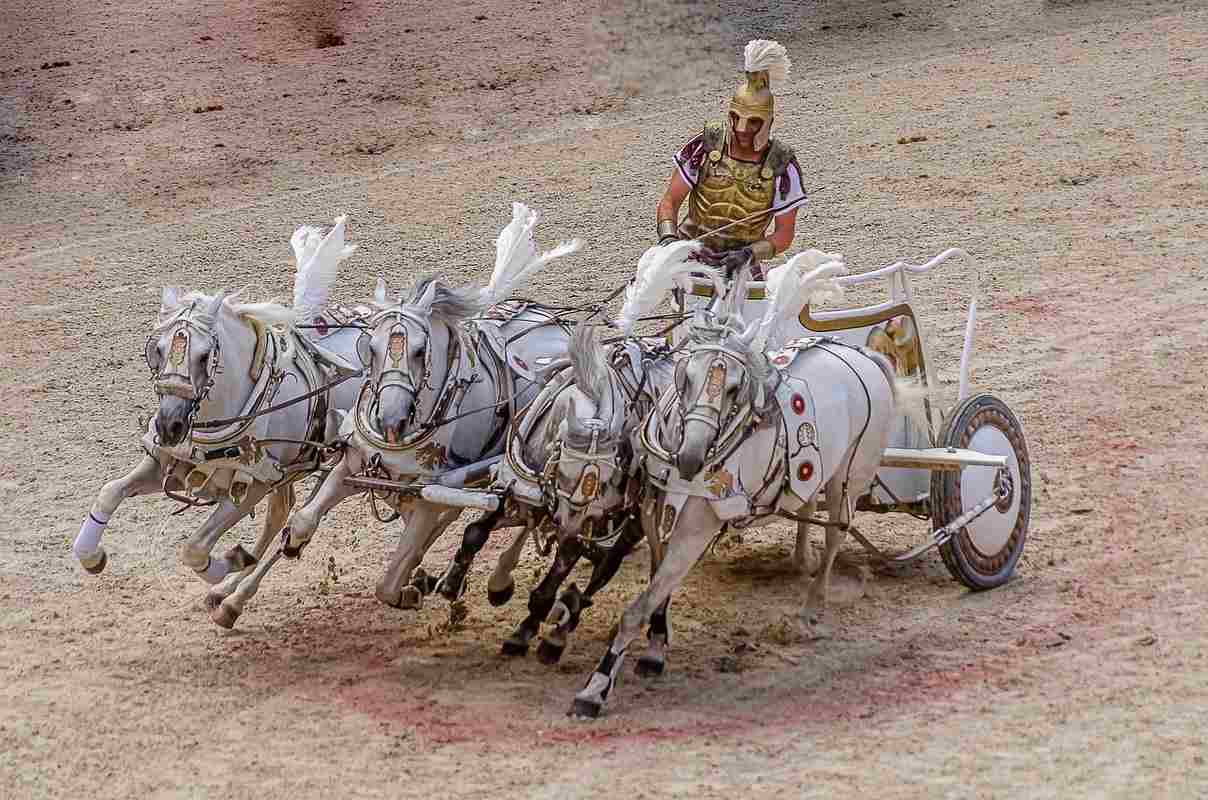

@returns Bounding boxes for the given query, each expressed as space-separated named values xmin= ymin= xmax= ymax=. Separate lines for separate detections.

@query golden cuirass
xmin=682 ymin=150 xmax=776 ymax=250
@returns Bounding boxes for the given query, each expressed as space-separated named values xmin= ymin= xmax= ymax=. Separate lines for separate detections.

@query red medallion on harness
xmin=797 ymin=461 xmax=814 ymax=482
xmin=791 ymin=393 xmax=805 ymax=415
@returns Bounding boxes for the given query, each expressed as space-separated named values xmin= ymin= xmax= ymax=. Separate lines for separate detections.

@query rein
xmin=192 ymin=371 xmax=359 ymax=430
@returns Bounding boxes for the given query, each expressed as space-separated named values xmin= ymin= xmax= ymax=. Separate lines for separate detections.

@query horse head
xmin=357 ymin=276 xmax=482 ymax=445
xmin=666 ymin=270 xmax=771 ymax=480
xmin=147 ymin=288 xmax=289 ymax=446
xmin=670 ymin=250 xmax=847 ymax=479
xmin=548 ymin=325 xmax=627 ymax=535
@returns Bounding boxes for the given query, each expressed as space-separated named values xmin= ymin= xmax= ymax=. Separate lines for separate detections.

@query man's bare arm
xmin=656 ymin=170 xmax=692 ymax=243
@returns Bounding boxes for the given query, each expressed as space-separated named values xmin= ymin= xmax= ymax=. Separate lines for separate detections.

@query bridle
xmin=667 ymin=341 xmax=772 ymax=468
xmin=549 ymin=419 xmax=621 ymax=512
xmin=352 ymin=304 xmax=484 ymax=453
xmin=145 ymin=303 xmax=221 ymax=422
xmin=356 ymin=306 xmax=435 ymax=435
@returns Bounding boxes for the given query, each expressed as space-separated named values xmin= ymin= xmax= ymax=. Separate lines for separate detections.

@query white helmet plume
xmin=744 ymin=39 xmax=791 ymax=82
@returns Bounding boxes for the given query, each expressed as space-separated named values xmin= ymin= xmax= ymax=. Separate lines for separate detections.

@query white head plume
xmin=480 ymin=202 xmax=583 ymax=306
xmin=751 ymin=248 xmax=847 ymax=352
xmin=292 ymin=215 xmax=357 ymax=325
xmin=744 ymin=39 xmax=791 ymax=82
xmin=615 ymin=240 xmax=715 ymax=335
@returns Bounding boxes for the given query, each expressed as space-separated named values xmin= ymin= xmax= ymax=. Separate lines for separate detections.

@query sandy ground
xmin=2 ymin=0 xmax=1207 ymax=797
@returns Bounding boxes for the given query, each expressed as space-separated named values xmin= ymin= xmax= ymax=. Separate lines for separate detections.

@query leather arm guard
xmin=657 ymin=219 xmax=678 ymax=245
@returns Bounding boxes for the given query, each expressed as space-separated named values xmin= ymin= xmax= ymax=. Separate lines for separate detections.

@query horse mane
xmin=726 ymin=328 xmax=772 ymax=386
xmin=568 ymin=324 xmax=611 ymax=408
xmin=159 ymin=290 xmax=295 ymax=330
xmin=409 ymin=275 xmax=488 ymax=324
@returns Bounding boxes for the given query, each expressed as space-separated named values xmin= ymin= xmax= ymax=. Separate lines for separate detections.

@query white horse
xmin=571 ymin=250 xmax=901 ymax=718
xmin=73 ymin=217 xmax=365 ymax=611
xmin=211 ymin=202 xmax=583 ymax=627
xmin=429 ymin=241 xmax=723 ymax=668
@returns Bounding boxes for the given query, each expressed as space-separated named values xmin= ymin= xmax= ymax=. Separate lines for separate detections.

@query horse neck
xmin=198 ymin=309 xmax=259 ymax=421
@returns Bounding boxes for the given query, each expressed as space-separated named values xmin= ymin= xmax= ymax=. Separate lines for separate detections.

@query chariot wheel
xmin=931 ymin=393 xmax=1031 ymax=590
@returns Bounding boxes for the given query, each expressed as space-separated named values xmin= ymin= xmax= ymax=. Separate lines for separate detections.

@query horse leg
xmin=436 ymin=504 xmax=505 ymax=602
xmin=793 ymin=499 xmax=818 ymax=575
xmin=543 ymin=516 xmax=644 ymax=665
xmin=213 ymin=547 xmax=284 ymax=630
xmin=800 ymin=482 xmax=846 ymax=640
xmin=282 ymin=454 xmax=362 ymax=557
xmin=571 ymin=499 xmax=721 ymax=719
xmin=208 ymin=483 xmax=297 ymax=628
xmin=636 ymin=597 xmax=672 ymax=678
xmin=73 ymin=454 xmax=162 ymax=573
xmin=179 ymin=482 xmax=273 ymax=585
xmin=485 ymin=524 xmax=529 ymax=607
xmin=635 ymin=503 xmax=671 ymax=677
xmin=206 ymin=482 xmax=295 ymax=611
xmin=375 ymin=502 xmax=462 ymax=610
xmin=504 ymin=535 xmax=583 ymax=660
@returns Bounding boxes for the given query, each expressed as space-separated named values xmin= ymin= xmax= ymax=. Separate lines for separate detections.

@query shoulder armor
xmin=765 ymin=139 xmax=796 ymax=177
xmin=702 ymin=120 xmax=726 ymax=154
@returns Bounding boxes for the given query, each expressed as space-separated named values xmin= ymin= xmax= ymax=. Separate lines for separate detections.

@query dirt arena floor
xmin=2 ymin=0 xmax=1207 ymax=796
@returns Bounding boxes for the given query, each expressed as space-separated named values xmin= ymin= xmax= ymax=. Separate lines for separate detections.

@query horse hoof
xmin=634 ymin=656 xmax=665 ymax=678
xmin=204 ymin=591 xmax=225 ymax=611
xmin=81 ymin=550 xmax=108 ymax=575
xmin=487 ymin=581 xmax=514 ymax=607
xmin=398 ymin=586 xmax=424 ymax=610
xmin=569 ymin=697 xmax=602 ymax=720
xmin=546 ymin=601 xmax=571 ymax=627
xmin=223 ymin=544 xmax=258 ymax=571
xmin=211 ymin=602 xmax=240 ymax=629
xmin=500 ymin=637 xmax=529 ymax=658
xmin=374 ymin=584 xmax=402 ymax=609
xmin=437 ymin=568 xmax=466 ymax=602
xmin=536 ymin=639 xmax=565 ymax=666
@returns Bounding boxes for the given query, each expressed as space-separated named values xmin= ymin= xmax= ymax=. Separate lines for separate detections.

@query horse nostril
xmin=168 ymin=420 xmax=184 ymax=442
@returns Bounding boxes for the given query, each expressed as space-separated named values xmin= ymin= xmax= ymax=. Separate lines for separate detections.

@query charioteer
xmin=655 ymin=39 xmax=807 ymax=279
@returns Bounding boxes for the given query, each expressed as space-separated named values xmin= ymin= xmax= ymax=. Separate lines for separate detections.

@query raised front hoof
xmin=568 ymin=697 xmax=603 ymax=720
xmin=486 ymin=581 xmax=515 ymax=607
xmin=634 ymin=656 xmax=665 ymax=678
xmin=500 ymin=637 xmax=530 ymax=658
xmin=210 ymin=602 xmax=240 ymax=629
xmin=536 ymin=639 xmax=566 ymax=666
xmin=80 ymin=550 xmax=108 ymax=575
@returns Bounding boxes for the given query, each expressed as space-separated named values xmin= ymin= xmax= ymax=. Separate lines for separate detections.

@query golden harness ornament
xmin=168 ymin=330 xmax=188 ymax=368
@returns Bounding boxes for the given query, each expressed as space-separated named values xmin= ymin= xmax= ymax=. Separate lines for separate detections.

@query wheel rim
xmin=960 ymin=425 xmax=1021 ymax=557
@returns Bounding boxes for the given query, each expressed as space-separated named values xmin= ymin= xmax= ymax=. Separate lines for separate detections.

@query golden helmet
xmin=729 ymin=39 xmax=791 ymax=151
